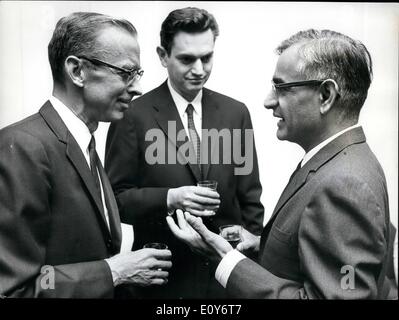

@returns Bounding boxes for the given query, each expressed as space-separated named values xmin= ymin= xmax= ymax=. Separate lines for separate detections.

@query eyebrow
xmin=272 ymin=77 xmax=285 ymax=84
xmin=176 ymin=52 xmax=214 ymax=59
xmin=122 ymin=63 xmax=141 ymax=71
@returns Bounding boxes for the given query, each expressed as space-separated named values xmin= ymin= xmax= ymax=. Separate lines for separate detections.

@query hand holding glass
xmin=197 ymin=180 xmax=218 ymax=215
xmin=143 ymin=243 xmax=169 ymax=271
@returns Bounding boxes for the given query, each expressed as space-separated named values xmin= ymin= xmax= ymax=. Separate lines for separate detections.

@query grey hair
xmin=48 ymin=12 xmax=137 ymax=86
xmin=276 ymin=29 xmax=373 ymax=119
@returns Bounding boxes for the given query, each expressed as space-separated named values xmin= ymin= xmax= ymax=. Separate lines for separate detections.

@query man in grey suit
xmin=0 ymin=12 xmax=171 ymax=298
xmin=167 ymin=29 xmax=395 ymax=299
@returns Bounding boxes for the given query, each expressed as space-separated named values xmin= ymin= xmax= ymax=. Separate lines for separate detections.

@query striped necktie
xmin=186 ymin=103 xmax=201 ymax=173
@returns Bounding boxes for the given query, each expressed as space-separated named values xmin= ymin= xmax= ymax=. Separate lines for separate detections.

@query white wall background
xmin=0 ymin=1 xmax=398 ymax=231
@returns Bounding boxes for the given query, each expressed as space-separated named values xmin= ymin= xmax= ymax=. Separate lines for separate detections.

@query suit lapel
xmin=264 ymin=127 xmax=367 ymax=230
xmin=152 ymin=82 xmax=201 ymax=181
xmin=39 ymin=101 xmax=112 ymax=239
xmin=201 ymin=89 xmax=222 ymax=180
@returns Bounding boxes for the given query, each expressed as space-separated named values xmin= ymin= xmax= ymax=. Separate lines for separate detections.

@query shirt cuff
xmin=215 ymin=249 xmax=246 ymax=288
xmin=120 ymin=223 xmax=134 ymax=252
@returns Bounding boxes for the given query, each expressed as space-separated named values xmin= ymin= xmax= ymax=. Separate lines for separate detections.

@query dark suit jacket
xmin=105 ymin=81 xmax=264 ymax=298
xmin=225 ymin=127 xmax=392 ymax=299
xmin=0 ymin=101 xmax=122 ymax=298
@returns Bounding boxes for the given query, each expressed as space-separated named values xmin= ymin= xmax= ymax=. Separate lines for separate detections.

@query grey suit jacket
xmin=226 ymin=127 xmax=391 ymax=299
xmin=0 ymin=101 xmax=121 ymax=298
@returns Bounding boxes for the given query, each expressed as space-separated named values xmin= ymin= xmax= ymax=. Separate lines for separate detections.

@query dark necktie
xmin=186 ymin=104 xmax=201 ymax=173
xmin=288 ymin=161 xmax=302 ymax=183
xmin=88 ymin=134 xmax=122 ymax=250
xmin=88 ymin=135 xmax=102 ymax=200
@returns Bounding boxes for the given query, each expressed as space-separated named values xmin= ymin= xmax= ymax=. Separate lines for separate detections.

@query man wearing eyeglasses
xmin=0 ymin=12 xmax=172 ymax=298
xmin=167 ymin=29 xmax=396 ymax=299
xmin=105 ymin=7 xmax=264 ymax=298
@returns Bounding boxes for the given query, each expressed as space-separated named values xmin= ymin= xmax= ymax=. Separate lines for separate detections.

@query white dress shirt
xmin=215 ymin=123 xmax=362 ymax=288
xmin=167 ymin=79 xmax=202 ymax=141
xmin=50 ymin=96 xmax=133 ymax=252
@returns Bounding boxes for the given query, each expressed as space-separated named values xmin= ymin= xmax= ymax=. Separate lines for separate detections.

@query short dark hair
xmin=160 ymin=7 xmax=219 ymax=55
xmin=277 ymin=29 xmax=373 ymax=119
xmin=48 ymin=12 xmax=137 ymax=86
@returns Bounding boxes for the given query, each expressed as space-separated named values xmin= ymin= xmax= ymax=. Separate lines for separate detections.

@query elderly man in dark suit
xmin=105 ymin=7 xmax=264 ymax=298
xmin=167 ymin=29 xmax=395 ymax=299
xmin=0 ymin=12 xmax=171 ymax=298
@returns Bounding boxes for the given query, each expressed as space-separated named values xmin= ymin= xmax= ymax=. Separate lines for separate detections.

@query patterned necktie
xmin=88 ymin=135 xmax=102 ymax=199
xmin=186 ymin=104 xmax=201 ymax=171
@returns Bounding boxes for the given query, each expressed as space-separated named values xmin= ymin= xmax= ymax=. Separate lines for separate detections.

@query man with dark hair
xmin=105 ymin=7 xmax=264 ymax=298
xmin=0 ymin=12 xmax=171 ymax=298
xmin=167 ymin=29 xmax=395 ymax=299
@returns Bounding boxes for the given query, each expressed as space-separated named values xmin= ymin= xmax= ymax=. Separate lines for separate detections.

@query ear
xmin=156 ymin=46 xmax=168 ymax=68
xmin=319 ymin=79 xmax=340 ymax=115
xmin=65 ymin=56 xmax=85 ymax=88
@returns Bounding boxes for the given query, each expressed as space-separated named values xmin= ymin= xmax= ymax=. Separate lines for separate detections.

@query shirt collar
xmin=167 ymin=78 xmax=202 ymax=119
xmin=301 ymin=123 xmax=361 ymax=167
xmin=49 ymin=95 xmax=92 ymax=155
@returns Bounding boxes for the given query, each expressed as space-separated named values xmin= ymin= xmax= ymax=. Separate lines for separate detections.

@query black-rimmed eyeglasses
xmin=78 ymin=55 xmax=144 ymax=83
xmin=271 ymin=79 xmax=326 ymax=93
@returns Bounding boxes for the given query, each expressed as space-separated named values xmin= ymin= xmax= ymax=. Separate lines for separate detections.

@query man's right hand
xmin=105 ymin=249 xmax=172 ymax=287
xmin=166 ymin=210 xmax=233 ymax=263
xmin=167 ymin=186 xmax=220 ymax=217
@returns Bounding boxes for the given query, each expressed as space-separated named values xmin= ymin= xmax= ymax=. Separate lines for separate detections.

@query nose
xmin=191 ymin=59 xmax=204 ymax=76
xmin=127 ymin=79 xmax=143 ymax=97
xmin=264 ymin=89 xmax=278 ymax=110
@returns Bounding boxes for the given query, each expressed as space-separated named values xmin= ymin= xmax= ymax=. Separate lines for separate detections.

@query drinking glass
xmin=219 ymin=224 xmax=242 ymax=248
xmin=197 ymin=180 xmax=217 ymax=191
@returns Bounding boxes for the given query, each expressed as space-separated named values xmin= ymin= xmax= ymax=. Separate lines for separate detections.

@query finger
xmin=194 ymin=188 xmax=220 ymax=199
xmin=151 ymin=270 xmax=169 ymax=278
xmin=184 ymin=201 xmax=219 ymax=211
xmin=184 ymin=211 xmax=203 ymax=223
xmin=154 ymin=260 xmax=172 ymax=270
xmin=176 ymin=209 xmax=190 ymax=230
xmin=151 ymin=278 xmax=168 ymax=285
xmin=191 ymin=194 xmax=221 ymax=205
xmin=166 ymin=216 xmax=188 ymax=241
xmin=235 ymin=242 xmax=246 ymax=252
xmin=189 ymin=209 xmax=216 ymax=217
xmin=155 ymin=251 xmax=173 ymax=261
xmin=185 ymin=214 xmax=214 ymax=241
xmin=143 ymin=248 xmax=172 ymax=258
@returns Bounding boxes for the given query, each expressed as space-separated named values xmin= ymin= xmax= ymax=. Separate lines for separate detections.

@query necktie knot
xmin=186 ymin=104 xmax=195 ymax=117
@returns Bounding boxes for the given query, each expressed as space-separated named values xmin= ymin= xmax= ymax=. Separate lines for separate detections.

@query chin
xmin=106 ymin=112 xmax=125 ymax=123
xmin=276 ymin=131 xmax=288 ymax=141
xmin=114 ymin=113 xmax=125 ymax=121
